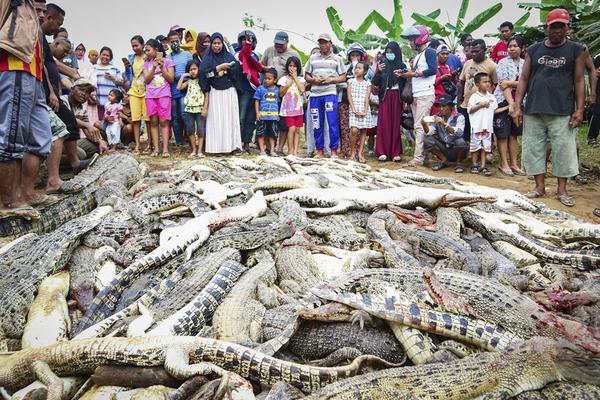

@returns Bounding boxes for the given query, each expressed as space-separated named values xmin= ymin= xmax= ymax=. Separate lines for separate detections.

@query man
xmin=261 ymin=31 xmax=300 ymax=155
xmin=0 ymin=0 xmax=50 ymax=217
xmin=457 ymin=39 xmax=498 ymax=142
xmin=491 ymin=22 xmax=514 ymax=63
xmin=61 ymin=79 xmax=107 ymax=158
xmin=54 ymin=27 xmax=78 ymax=93
xmin=423 ymin=94 xmax=467 ymax=173
xmin=304 ymin=33 xmax=345 ymax=158
xmin=167 ymin=30 xmax=192 ymax=146
xmin=399 ymin=25 xmax=437 ymax=166
xmin=512 ymin=8 xmax=586 ymax=207
xmin=169 ymin=25 xmax=185 ymax=42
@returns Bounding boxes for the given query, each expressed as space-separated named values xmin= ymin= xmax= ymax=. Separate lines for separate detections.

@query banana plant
xmin=411 ymin=0 xmax=503 ymax=50
xmin=325 ymin=6 xmax=389 ymax=50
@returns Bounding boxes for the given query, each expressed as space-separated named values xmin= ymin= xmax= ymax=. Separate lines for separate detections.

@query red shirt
xmin=434 ymin=63 xmax=456 ymax=97
xmin=491 ymin=41 xmax=508 ymax=64
xmin=0 ymin=39 xmax=43 ymax=81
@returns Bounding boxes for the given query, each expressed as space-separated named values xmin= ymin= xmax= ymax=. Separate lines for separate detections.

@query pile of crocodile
xmin=1 ymin=153 xmax=600 ymax=400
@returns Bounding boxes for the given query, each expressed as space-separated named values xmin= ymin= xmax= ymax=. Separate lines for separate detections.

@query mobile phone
xmin=122 ymin=57 xmax=130 ymax=65
xmin=228 ymin=61 xmax=237 ymax=67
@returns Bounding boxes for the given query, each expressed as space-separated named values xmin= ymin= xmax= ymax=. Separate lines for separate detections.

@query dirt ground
xmin=138 ymin=145 xmax=600 ymax=222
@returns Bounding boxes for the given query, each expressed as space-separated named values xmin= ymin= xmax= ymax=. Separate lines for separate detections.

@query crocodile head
xmin=552 ymin=339 xmax=600 ymax=385
xmin=440 ymin=193 xmax=497 ymax=208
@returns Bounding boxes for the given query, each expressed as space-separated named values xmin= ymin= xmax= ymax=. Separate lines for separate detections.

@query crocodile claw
xmin=350 ymin=309 xmax=373 ymax=330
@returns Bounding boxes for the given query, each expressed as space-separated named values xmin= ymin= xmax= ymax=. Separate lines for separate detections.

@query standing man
xmin=261 ymin=31 xmax=300 ymax=155
xmin=304 ymin=33 xmax=345 ymax=158
xmin=167 ymin=30 xmax=192 ymax=146
xmin=512 ymin=8 xmax=585 ymax=207
xmin=0 ymin=0 xmax=51 ymax=217
xmin=491 ymin=22 xmax=514 ymax=64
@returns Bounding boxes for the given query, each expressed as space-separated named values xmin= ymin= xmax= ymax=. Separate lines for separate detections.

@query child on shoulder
xmin=254 ymin=68 xmax=280 ymax=155
xmin=347 ymin=61 xmax=373 ymax=163
xmin=468 ymin=72 xmax=497 ymax=176
xmin=278 ymin=57 xmax=306 ymax=157
xmin=104 ymin=89 xmax=124 ymax=152
xmin=177 ymin=59 xmax=208 ymax=158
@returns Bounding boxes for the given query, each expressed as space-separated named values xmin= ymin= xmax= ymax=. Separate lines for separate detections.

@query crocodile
xmin=303 ymin=337 xmax=600 ymax=399
xmin=272 ymin=199 xmax=309 ymax=231
xmin=434 ymin=207 xmax=468 ymax=246
xmin=21 ymin=271 xmax=70 ymax=350
xmin=145 ymin=260 xmax=247 ymax=336
xmin=382 ymin=210 xmax=483 ymax=275
xmin=451 ymin=181 xmax=539 ymax=212
xmin=74 ymin=192 xmax=267 ymax=334
xmin=275 ymin=231 xmax=324 ymax=293
xmin=134 ymin=192 xmax=210 ymax=217
xmin=212 ymin=249 xmax=278 ymax=345
xmin=0 ymin=206 xmax=112 ymax=349
xmin=0 ymin=336 xmax=398 ymax=398
xmin=320 ymin=268 xmax=600 ymax=352
xmin=461 ymin=207 xmax=600 ymax=270
xmin=365 ymin=211 xmax=422 ymax=269
xmin=307 ymin=215 xmax=373 ymax=251
xmin=252 ymin=174 xmax=329 ymax=192
xmin=265 ymin=186 xmax=496 ymax=215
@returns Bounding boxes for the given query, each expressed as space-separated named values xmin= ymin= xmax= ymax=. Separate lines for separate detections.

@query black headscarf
xmin=200 ymin=32 xmax=239 ymax=92
xmin=372 ymin=41 xmax=407 ymax=101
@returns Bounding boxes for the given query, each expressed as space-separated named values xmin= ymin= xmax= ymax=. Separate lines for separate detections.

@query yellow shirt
xmin=128 ymin=56 xmax=146 ymax=97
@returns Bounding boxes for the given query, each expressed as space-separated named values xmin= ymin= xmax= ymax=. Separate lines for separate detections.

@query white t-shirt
xmin=411 ymin=49 xmax=436 ymax=97
xmin=468 ymin=91 xmax=498 ymax=133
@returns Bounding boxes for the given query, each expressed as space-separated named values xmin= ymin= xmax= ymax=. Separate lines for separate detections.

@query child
xmin=278 ymin=57 xmax=305 ymax=157
xmin=104 ymin=89 xmax=124 ymax=152
xmin=177 ymin=59 xmax=208 ymax=158
xmin=254 ymin=68 xmax=280 ymax=155
xmin=142 ymin=39 xmax=175 ymax=157
xmin=347 ymin=61 xmax=373 ymax=163
xmin=468 ymin=72 xmax=497 ymax=176
xmin=366 ymin=87 xmax=379 ymax=156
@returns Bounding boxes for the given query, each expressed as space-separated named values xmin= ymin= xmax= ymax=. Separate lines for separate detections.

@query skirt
xmin=375 ymin=89 xmax=403 ymax=159
xmin=205 ymin=87 xmax=242 ymax=154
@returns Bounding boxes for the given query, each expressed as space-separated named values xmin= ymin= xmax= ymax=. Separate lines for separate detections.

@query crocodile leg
xmin=164 ymin=345 xmax=226 ymax=380
xmin=303 ymin=200 xmax=355 ymax=216
xmin=387 ymin=323 xmax=436 ymax=365
xmin=126 ymin=302 xmax=154 ymax=336
xmin=309 ymin=347 xmax=364 ymax=367
xmin=31 ymin=361 xmax=63 ymax=400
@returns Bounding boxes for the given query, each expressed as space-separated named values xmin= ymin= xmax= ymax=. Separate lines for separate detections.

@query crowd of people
xmin=0 ymin=1 xmax=598 ymax=218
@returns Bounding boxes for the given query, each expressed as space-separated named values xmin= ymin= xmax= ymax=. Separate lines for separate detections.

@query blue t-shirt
xmin=168 ymin=51 xmax=193 ymax=99
xmin=253 ymin=85 xmax=280 ymax=120
xmin=447 ymin=53 xmax=463 ymax=72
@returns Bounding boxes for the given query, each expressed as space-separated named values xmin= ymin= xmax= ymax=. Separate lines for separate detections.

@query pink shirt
xmin=105 ymin=102 xmax=123 ymax=120
xmin=143 ymin=58 xmax=175 ymax=99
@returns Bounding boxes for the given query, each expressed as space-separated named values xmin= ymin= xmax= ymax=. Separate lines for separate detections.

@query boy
xmin=254 ymin=68 xmax=280 ymax=155
xmin=468 ymin=72 xmax=497 ymax=176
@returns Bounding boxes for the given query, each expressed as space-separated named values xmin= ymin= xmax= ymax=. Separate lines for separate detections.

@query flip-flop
xmin=556 ymin=194 xmax=574 ymax=207
xmin=510 ymin=167 xmax=526 ymax=176
xmin=47 ymin=181 xmax=84 ymax=195
xmin=162 ymin=152 xmax=171 ymax=158
xmin=498 ymin=167 xmax=514 ymax=176
xmin=454 ymin=165 xmax=465 ymax=173
xmin=432 ymin=162 xmax=448 ymax=171
xmin=0 ymin=206 xmax=41 ymax=220
xmin=481 ymin=167 xmax=492 ymax=177
xmin=594 ymin=208 xmax=600 ymax=218
xmin=30 ymin=194 xmax=60 ymax=207
xmin=525 ymin=190 xmax=544 ymax=199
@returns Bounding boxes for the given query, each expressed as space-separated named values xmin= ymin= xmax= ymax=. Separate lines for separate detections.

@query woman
xmin=432 ymin=45 xmax=458 ymax=115
xmin=93 ymin=46 xmax=126 ymax=119
xmin=200 ymin=32 xmax=242 ymax=154
xmin=123 ymin=36 xmax=147 ymax=154
xmin=493 ymin=35 xmax=525 ymax=176
xmin=194 ymin=32 xmax=211 ymax=63
xmin=181 ymin=29 xmax=197 ymax=55
xmin=371 ymin=41 xmax=406 ymax=162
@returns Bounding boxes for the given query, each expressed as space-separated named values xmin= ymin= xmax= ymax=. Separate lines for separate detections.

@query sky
xmin=57 ymin=0 xmax=536 ymax=63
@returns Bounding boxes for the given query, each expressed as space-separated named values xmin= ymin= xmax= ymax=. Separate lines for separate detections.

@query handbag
xmin=439 ymin=68 xmax=457 ymax=99
xmin=401 ymin=79 xmax=413 ymax=104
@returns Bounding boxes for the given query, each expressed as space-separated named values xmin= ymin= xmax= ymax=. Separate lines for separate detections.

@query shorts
xmin=48 ymin=107 xmax=70 ymax=142
xmin=285 ymin=115 xmax=303 ymax=128
xmin=256 ymin=119 xmax=279 ymax=138
xmin=493 ymin=102 xmax=522 ymax=140
xmin=56 ymin=99 xmax=80 ymax=141
xmin=146 ymin=96 xmax=171 ymax=121
xmin=183 ymin=112 xmax=206 ymax=138
xmin=0 ymin=71 xmax=51 ymax=161
xmin=469 ymin=130 xmax=492 ymax=153
xmin=129 ymin=95 xmax=148 ymax=122
xmin=522 ymin=114 xmax=579 ymax=178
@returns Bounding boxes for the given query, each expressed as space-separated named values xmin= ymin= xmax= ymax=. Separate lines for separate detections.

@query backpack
xmin=0 ymin=0 xmax=39 ymax=63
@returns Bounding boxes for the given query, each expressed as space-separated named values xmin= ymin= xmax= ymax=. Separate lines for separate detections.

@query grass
xmin=578 ymin=122 xmax=600 ymax=167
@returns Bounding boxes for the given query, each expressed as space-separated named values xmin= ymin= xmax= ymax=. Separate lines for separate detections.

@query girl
xmin=123 ymin=35 xmax=147 ymax=155
xmin=199 ymin=32 xmax=242 ymax=154
xmin=178 ymin=59 xmax=208 ymax=158
xmin=104 ymin=89 xmax=124 ymax=152
xmin=143 ymin=39 xmax=175 ymax=157
xmin=347 ymin=61 xmax=373 ymax=163
xmin=278 ymin=56 xmax=305 ymax=157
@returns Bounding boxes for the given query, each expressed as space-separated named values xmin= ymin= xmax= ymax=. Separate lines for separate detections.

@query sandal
xmin=197 ymin=153 xmax=206 ymax=158
xmin=556 ymin=194 xmax=574 ymax=207
xmin=498 ymin=167 xmax=514 ymax=176
xmin=510 ymin=167 xmax=526 ymax=176
xmin=358 ymin=154 xmax=366 ymax=164
xmin=470 ymin=166 xmax=479 ymax=174
xmin=0 ymin=206 xmax=41 ymax=220
xmin=454 ymin=164 xmax=465 ymax=173
xmin=131 ymin=149 xmax=140 ymax=156
xmin=594 ymin=207 xmax=600 ymax=218
xmin=142 ymin=148 xmax=152 ymax=155
xmin=480 ymin=167 xmax=492 ymax=176
xmin=432 ymin=162 xmax=448 ymax=171
xmin=47 ymin=181 xmax=84 ymax=194
xmin=573 ymin=175 xmax=588 ymax=184
xmin=378 ymin=155 xmax=387 ymax=162
xmin=150 ymin=151 xmax=159 ymax=157
xmin=162 ymin=152 xmax=171 ymax=158
xmin=392 ymin=156 xmax=402 ymax=163
xmin=588 ymin=138 xmax=598 ymax=146
xmin=525 ymin=190 xmax=544 ymax=199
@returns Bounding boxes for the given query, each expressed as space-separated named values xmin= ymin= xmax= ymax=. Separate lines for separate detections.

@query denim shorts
xmin=183 ymin=112 xmax=206 ymax=138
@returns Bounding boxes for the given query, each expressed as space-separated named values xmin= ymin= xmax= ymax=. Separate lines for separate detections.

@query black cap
xmin=434 ymin=94 xmax=454 ymax=106
xmin=155 ymin=34 xmax=167 ymax=41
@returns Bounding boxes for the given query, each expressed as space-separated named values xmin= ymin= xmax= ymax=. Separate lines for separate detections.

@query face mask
xmin=385 ymin=53 xmax=396 ymax=62
xmin=170 ymin=42 xmax=181 ymax=53
xmin=352 ymin=60 xmax=358 ymax=69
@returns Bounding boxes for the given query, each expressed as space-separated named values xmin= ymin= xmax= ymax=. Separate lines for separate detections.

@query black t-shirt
xmin=43 ymin=37 xmax=60 ymax=100
xmin=524 ymin=40 xmax=584 ymax=116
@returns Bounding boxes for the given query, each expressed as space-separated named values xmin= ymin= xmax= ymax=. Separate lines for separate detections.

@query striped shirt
xmin=0 ymin=39 xmax=43 ymax=81
xmin=93 ymin=64 xmax=122 ymax=106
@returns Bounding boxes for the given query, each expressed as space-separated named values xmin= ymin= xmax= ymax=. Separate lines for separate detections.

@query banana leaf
xmin=462 ymin=3 xmax=503 ymax=33
xmin=371 ymin=10 xmax=394 ymax=36
xmin=345 ymin=31 xmax=388 ymax=47
xmin=457 ymin=0 xmax=469 ymax=30
xmin=326 ymin=7 xmax=346 ymax=42
xmin=411 ymin=12 xmax=450 ymax=36
xmin=515 ymin=12 xmax=531 ymax=27
xmin=390 ymin=0 xmax=404 ymax=37
xmin=290 ymin=44 xmax=309 ymax=65
xmin=427 ymin=9 xmax=441 ymax=19
xmin=356 ymin=13 xmax=374 ymax=35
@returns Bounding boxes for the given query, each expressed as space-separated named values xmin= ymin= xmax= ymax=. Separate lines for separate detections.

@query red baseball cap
xmin=546 ymin=8 xmax=570 ymax=26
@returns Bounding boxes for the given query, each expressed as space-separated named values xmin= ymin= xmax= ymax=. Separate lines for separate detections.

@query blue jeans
xmin=309 ymin=94 xmax=339 ymax=151
xmin=238 ymin=90 xmax=256 ymax=144
xmin=171 ymin=97 xmax=186 ymax=145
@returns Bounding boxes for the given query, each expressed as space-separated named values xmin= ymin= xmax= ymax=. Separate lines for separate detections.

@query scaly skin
xmin=303 ymin=338 xmax=600 ymax=399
